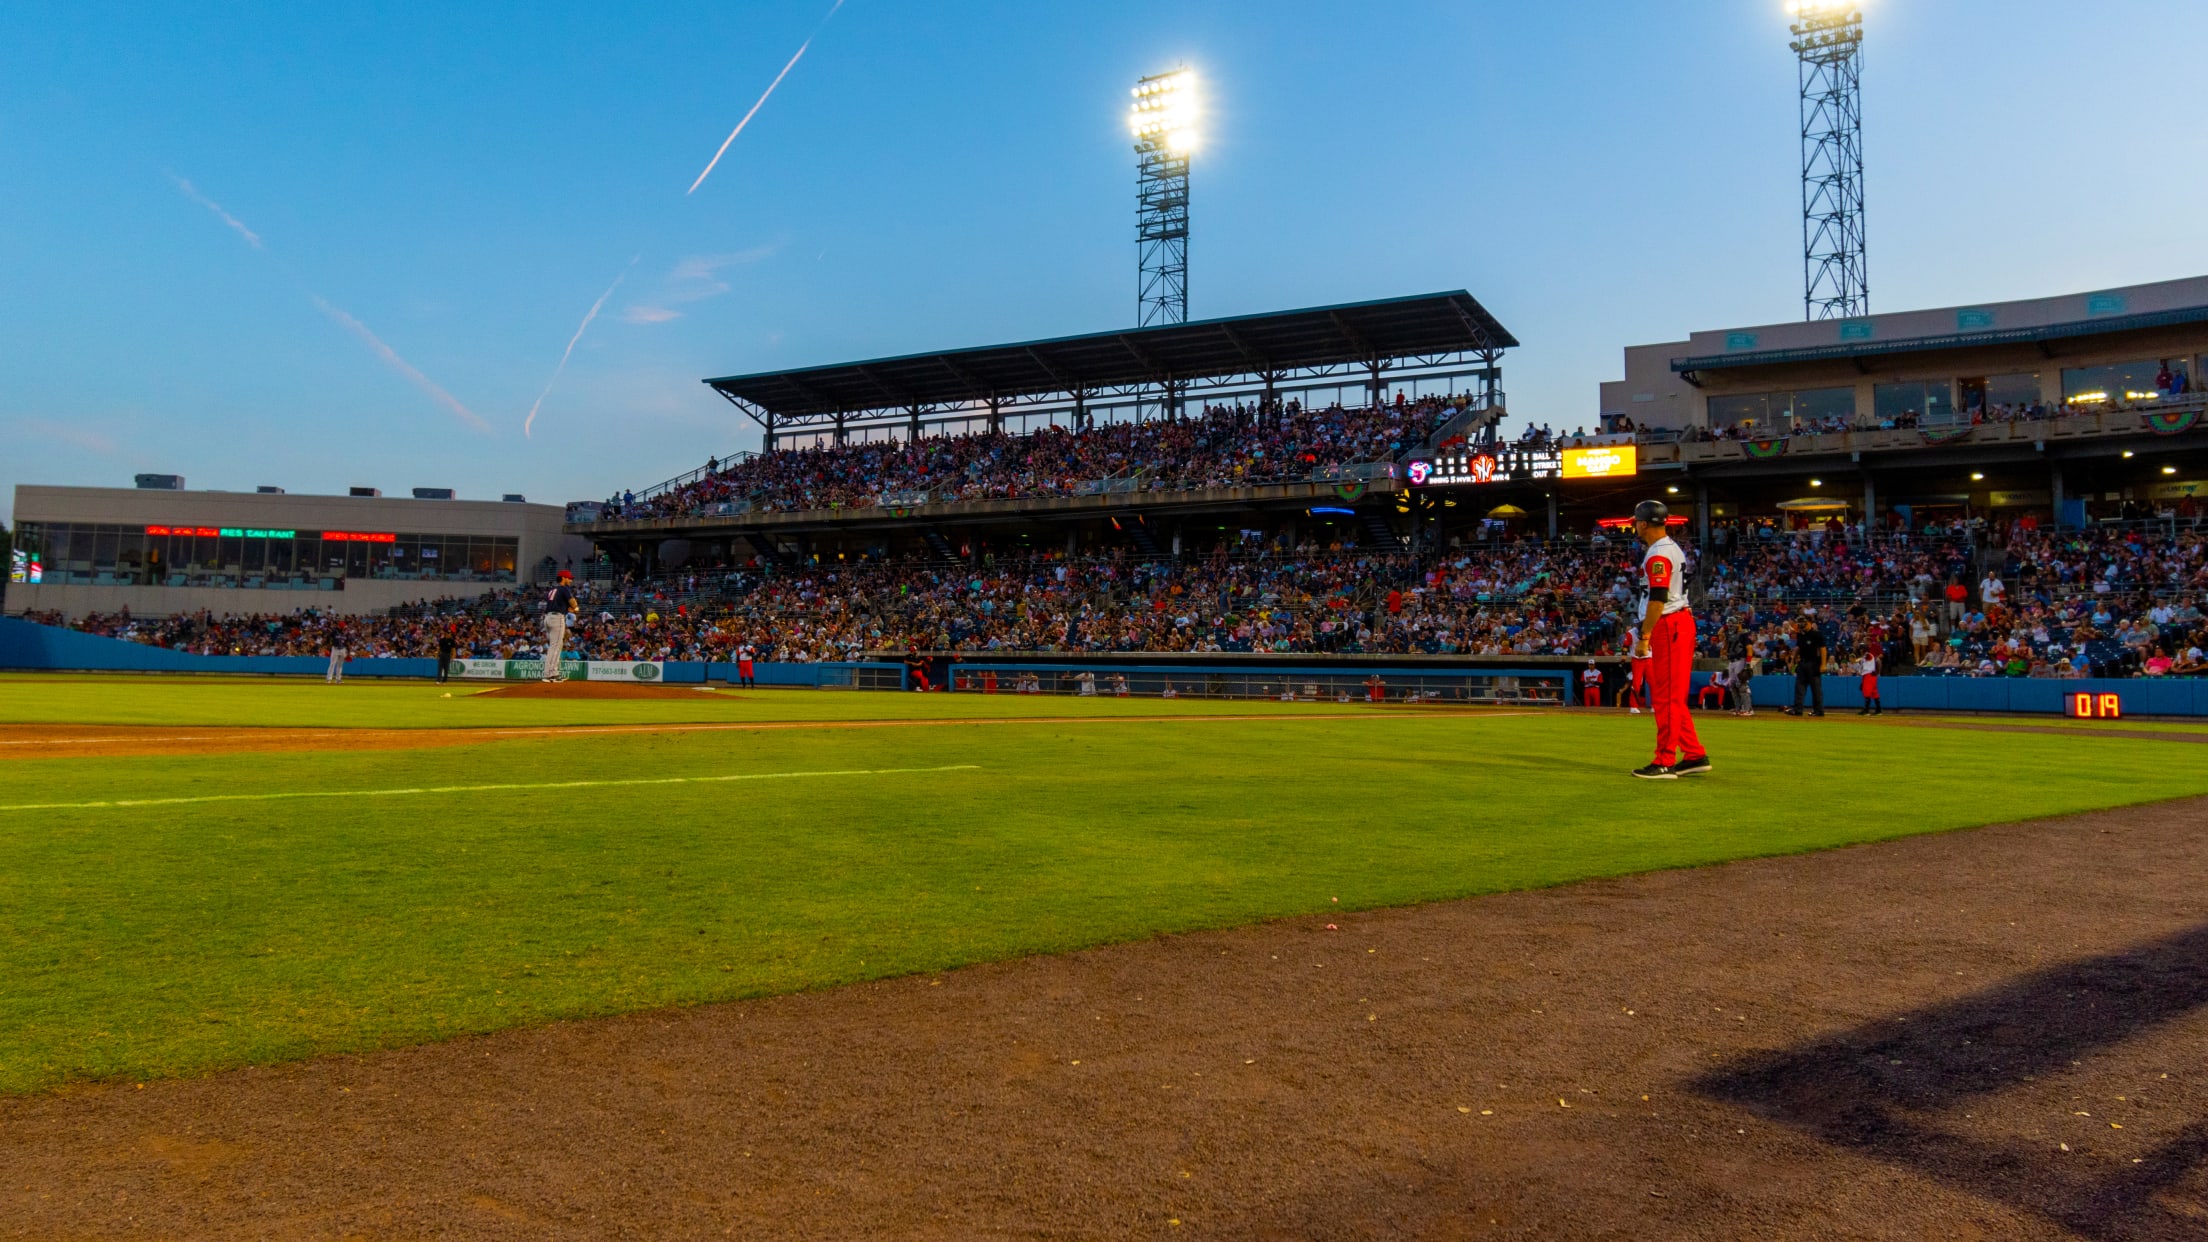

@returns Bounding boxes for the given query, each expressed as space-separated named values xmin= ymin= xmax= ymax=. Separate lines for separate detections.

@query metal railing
xmin=940 ymin=665 xmax=1570 ymax=704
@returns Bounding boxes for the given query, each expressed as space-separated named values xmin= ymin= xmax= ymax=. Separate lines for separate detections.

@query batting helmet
xmin=1632 ymin=499 xmax=1670 ymax=526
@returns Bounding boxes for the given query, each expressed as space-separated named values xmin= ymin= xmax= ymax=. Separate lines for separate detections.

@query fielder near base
xmin=1629 ymin=500 xmax=1711 ymax=780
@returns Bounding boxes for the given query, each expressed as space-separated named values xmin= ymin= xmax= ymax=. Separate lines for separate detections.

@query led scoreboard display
xmin=2068 ymin=693 xmax=2123 ymax=720
xmin=1410 ymin=443 xmax=1639 ymax=487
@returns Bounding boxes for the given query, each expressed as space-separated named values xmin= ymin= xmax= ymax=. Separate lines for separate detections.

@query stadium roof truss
xmin=703 ymin=292 xmax=1518 ymax=446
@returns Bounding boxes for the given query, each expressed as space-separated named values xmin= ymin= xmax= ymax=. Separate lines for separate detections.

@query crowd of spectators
xmin=1660 ymin=385 xmax=2200 ymax=445
xmin=602 ymin=395 xmax=1480 ymax=520
xmin=34 ymin=522 xmax=2205 ymax=681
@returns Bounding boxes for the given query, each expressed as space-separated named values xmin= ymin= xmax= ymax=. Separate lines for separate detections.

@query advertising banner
xmin=447 ymin=659 xmax=664 ymax=682
xmin=1559 ymin=444 xmax=1639 ymax=480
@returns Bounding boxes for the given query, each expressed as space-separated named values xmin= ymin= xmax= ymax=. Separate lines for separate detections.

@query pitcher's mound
xmin=474 ymin=681 xmax=724 ymax=699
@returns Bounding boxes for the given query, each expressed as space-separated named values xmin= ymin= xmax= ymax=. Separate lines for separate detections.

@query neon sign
xmin=320 ymin=531 xmax=397 ymax=543
xmin=146 ymin=526 xmax=298 ymax=538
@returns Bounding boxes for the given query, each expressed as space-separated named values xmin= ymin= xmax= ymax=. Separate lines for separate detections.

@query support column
xmin=1862 ymin=471 xmax=1876 ymax=535
xmin=987 ymin=395 xmax=1002 ymax=434
xmin=1368 ymin=360 xmax=1385 ymax=410
xmin=1696 ymin=481 xmax=1711 ymax=546
xmin=762 ymin=412 xmax=777 ymax=453
xmin=1072 ymin=389 xmax=1088 ymax=431
xmin=2051 ymin=464 xmax=2067 ymax=527
xmin=1065 ymin=528 xmax=1077 ymax=556
xmin=834 ymin=410 xmax=847 ymax=446
xmin=1546 ymin=492 xmax=1558 ymax=540
xmin=907 ymin=403 xmax=923 ymax=442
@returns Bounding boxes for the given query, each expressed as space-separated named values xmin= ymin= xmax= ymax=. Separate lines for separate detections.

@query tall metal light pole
xmin=1130 ymin=69 xmax=1195 ymax=327
xmin=1790 ymin=2 xmax=1866 ymax=321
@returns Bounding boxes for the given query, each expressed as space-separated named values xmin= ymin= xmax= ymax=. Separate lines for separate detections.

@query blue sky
xmin=5 ymin=0 xmax=2205 ymax=520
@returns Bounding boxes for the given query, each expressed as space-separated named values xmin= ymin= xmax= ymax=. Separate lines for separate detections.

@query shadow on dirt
xmin=1694 ymin=922 xmax=2208 ymax=1240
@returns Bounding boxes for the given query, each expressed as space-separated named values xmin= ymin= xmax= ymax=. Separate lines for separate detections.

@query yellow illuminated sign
xmin=1559 ymin=444 xmax=1638 ymax=479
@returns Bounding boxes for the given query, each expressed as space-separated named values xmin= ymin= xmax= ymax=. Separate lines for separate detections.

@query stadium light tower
xmin=1789 ymin=1 xmax=1867 ymax=320
xmin=1130 ymin=68 xmax=1196 ymax=327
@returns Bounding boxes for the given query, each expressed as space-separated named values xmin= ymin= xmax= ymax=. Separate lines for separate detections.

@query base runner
xmin=1629 ymin=500 xmax=1711 ymax=780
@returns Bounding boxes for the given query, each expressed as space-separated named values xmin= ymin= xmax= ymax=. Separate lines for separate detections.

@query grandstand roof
xmin=1665 ymin=273 xmax=2208 ymax=376
xmin=1672 ymin=304 xmax=2208 ymax=375
xmin=703 ymin=291 xmax=1516 ymax=422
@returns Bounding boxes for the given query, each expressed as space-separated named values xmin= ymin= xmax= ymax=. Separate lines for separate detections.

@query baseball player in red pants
xmin=1630 ymin=500 xmax=1711 ymax=780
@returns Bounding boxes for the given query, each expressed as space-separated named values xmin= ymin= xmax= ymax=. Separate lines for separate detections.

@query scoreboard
xmin=1408 ymin=443 xmax=1638 ymax=487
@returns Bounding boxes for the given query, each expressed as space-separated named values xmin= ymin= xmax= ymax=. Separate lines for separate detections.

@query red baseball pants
xmin=1649 ymin=610 xmax=1705 ymax=766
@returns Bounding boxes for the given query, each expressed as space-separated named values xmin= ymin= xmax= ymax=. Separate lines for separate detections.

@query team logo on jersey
xmin=1646 ymin=557 xmax=1672 ymax=587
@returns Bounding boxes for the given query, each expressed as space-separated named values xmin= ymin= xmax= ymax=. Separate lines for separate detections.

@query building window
xmin=2061 ymin=359 xmax=2164 ymax=404
xmin=1873 ymin=381 xmax=1956 ymax=427
xmin=1981 ymin=372 xmax=2041 ymax=410
xmin=8 ymin=525 xmax=520 ymax=589
xmin=1705 ymin=386 xmax=1855 ymax=431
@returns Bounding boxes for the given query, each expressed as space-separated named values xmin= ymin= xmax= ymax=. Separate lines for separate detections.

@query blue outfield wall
xmin=4 ymin=618 xmax=2199 ymax=711
xmin=0 ymin=618 xmax=901 ymax=688
xmin=1723 ymin=672 xmax=2208 ymax=717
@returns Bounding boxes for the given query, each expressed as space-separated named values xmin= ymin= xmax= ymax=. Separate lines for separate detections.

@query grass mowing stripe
xmin=8 ymin=697 xmax=2206 ymax=1096
xmin=0 ymin=763 xmax=981 ymax=812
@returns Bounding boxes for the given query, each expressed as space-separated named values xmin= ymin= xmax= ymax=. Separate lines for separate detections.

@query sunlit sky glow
xmin=3 ymin=0 xmax=2203 ymax=520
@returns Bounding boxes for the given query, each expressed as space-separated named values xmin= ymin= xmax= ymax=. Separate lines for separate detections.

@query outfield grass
xmin=3 ymin=682 xmax=2205 ymax=1095
xmin=0 ymin=674 xmax=1321 ymax=729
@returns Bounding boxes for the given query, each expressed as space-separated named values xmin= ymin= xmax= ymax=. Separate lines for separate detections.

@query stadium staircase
xmin=1361 ymin=512 xmax=1407 ymax=550
xmin=743 ymin=533 xmax=793 ymax=569
xmin=922 ymin=529 xmax=959 ymax=560
xmin=1415 ymin=396 xmax=1506 ymax=454
xmin=1124 ymin=516 xmax=1165 ymax=558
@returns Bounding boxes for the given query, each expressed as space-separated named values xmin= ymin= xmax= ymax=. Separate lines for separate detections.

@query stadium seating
xmin=603 ymin=396 xmax=1472 ymax=520
xmin=33 ymin=523 xmax=2205 ymax=680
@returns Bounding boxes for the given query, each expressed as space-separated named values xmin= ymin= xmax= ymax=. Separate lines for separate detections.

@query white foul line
xmin=0 ymin=764 xmax=980 ymax=814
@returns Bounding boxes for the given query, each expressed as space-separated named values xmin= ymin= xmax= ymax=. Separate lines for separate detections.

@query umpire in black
xmin=1785 ymin=607 xmax=1827 ymax=717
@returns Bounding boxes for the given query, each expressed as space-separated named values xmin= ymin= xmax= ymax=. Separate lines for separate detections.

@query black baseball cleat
xmin=1782 ymin=707 xmax=1803 ymax=716
xmin=1632 ymin=763 xmax=1678 ymax=780
xmin=1672 ymin=755 xmax=1713 ymax=776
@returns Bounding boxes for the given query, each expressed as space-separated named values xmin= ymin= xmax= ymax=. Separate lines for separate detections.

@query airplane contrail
xmin=168 ymin=174 xmax=263 ymax=249
xmin=311 ymin=295 xmax=490 ymax=432
xmin=687 ymin=0 xmax=846 ymax=196
xmin=524 ymin=255 xmax=640 ymax=438
xmin=168 ymin=170 xmax=490 ymax=434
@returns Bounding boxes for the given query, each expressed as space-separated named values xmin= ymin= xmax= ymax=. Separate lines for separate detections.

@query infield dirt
xmin=5 ymin=796 xmax=2203 ymax=1240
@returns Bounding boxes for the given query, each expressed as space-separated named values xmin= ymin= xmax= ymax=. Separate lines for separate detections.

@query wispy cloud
xmin=15 ymin=417 xmax=118 ymax=456
xmin=168 ymin=174 xmax=263 ymax=249
xmin=622 ymin=246 xmax=775 ymax=325
xmin=525 ymin=255 xmax=640 ymax=438
xmin=311 ymin=296 xmax=489 ymax=432
xmin=686 ymin=0 xmax=846 ymax=196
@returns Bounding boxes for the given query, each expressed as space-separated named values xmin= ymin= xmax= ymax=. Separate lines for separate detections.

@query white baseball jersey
xmin=1639 ymin=536 xmax=1690 ymax=616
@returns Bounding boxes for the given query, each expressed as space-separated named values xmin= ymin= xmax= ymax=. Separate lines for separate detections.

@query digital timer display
xmin=2068 ymin=693 xmax=2123 ymax=720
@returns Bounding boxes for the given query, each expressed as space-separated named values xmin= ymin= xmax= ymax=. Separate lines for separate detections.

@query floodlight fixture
xmin=1131 ymin=67 xmax=1194 ymax=328
xmin=1790 ymin=1 xmax=1867 ymax=320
